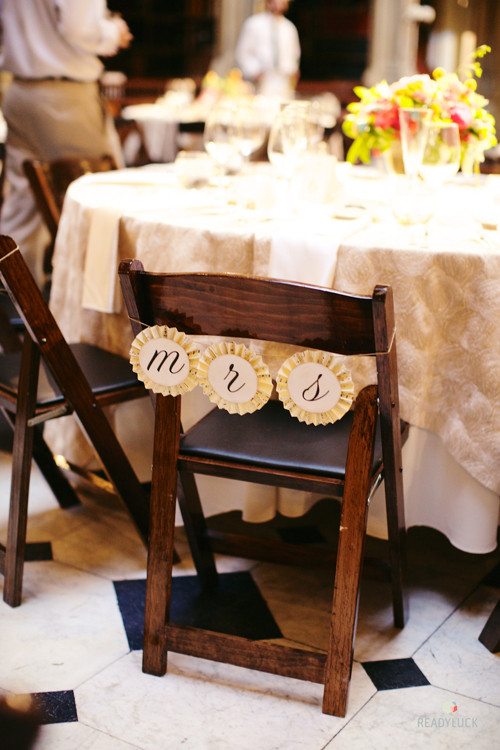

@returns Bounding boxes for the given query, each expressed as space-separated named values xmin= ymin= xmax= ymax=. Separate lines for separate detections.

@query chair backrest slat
xmin=120 ymin=264 xmax=390 ymax=357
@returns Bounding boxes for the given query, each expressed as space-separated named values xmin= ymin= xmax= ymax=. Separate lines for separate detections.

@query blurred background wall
xmin=91 ymin=1 xmax=499 ymax=121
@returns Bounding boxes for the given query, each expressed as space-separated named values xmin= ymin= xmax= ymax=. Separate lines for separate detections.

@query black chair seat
xmin=0 ymin=292 xmax=24 ymax=331
xmin=181 ymin=399 xmax=385 ymax=478
xmin=0 ymin=342 xmax=139 ymax=407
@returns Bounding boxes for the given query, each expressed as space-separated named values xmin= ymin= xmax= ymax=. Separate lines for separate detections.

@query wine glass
xmin=419 ymin=122 xmax=461 ymax=189
xmin=267 ymin=110 xmax=291 ymax=178
xmin=398 ymin=107 xmax=431 ymax=178
xmin=268 ymin=102 xmax=323 ymax=178
xmin=279 ymin=101 xmax=323 ymax=166
xmin=232 ymin=98 xmax=268 ymax=165
xmin=203 ymin=100 xmax=242 ymax=175
xmin=391 ymin=174 xmax=434 ymax=245
xmin=267 ymin=102 xmax=323 ymax=212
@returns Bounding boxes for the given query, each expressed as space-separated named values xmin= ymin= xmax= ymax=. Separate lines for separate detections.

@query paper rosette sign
xmin=129 ymin=325 xmax=200 ymax=396
xmin=277 ymin=350 xmax=354 ymax=425
xmin=196 ymin=341 xmax=273 ymax=414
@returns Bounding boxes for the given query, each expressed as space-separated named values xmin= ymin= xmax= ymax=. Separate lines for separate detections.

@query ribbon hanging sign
xmin=196 ymin=341 xmax=273 ymax=415
xmin=277 ymin=350 xmax=354 ymax=425
xmin=129 ymin=325 xmax=200 ymax=396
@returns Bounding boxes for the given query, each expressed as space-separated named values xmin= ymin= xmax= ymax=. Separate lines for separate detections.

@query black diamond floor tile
xmin=114 ymin=571 xmax=283 ymax=651
xmin=30 ymin=690 xmax=78 ymax=724
xmin=362 ymin=658 xmax=430 ymax=690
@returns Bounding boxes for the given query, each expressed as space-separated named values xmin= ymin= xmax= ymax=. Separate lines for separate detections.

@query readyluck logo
xmin=417 ymin=702 xmax=478 ymax=729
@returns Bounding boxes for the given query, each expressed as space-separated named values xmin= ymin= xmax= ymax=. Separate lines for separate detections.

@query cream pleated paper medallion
xmin=277 ymin=350 xmax=354 ymax=425
xmin=196 ymin=341 xmax=273 ymax=414
xmin=129 ymin=325 xmax=200 ymax=396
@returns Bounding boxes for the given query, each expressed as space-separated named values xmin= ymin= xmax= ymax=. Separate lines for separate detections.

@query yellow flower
xmin=432 ymin=67 xmax=446 ymax=80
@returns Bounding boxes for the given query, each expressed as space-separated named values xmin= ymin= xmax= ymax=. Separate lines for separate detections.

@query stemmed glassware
xmin=267 ymin=102 xmax=324 ymax=213
xmin=418 ymin=121 xmax=461 ymax=232
xmin=232 ymin=98 xmax=268 ymax=165
xmin=392 ymin=107 xmax=433 ymax=240
xmin=419 ymin=122 xmax=461 ymax=189
xmin=398 ymin=107 xmax=431 ymax=179
xmin=203 ymin=100 xmax=242 ymax=175
xmin=267 ymin=102 xmax=323 ymax=177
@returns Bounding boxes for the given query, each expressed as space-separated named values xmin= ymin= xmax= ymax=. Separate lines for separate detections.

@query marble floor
xmin=0 ymin=448 xmax=499 ymax=750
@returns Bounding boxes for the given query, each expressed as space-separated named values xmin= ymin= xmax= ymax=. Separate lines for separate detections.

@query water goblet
xmin=391 ymin=174 xmax=434 ymax=245
xmin=419 ymin=121 xmax=461 ymax=189
xmin=398 ymin=107 xmax=431 ymax=178
xmin=279 ymin=101 xmax=323 ymax=169
xmin=203 ymin=100 xmax=242 ymax=175
xmin=232 ymin=98 xmax=268 ymax=165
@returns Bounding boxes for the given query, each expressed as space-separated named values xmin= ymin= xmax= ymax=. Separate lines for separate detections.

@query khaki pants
xmin=0 ymin=78 xmax=122 ymax=286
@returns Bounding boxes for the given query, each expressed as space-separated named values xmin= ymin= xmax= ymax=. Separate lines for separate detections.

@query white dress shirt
xmin=0 ymin=0 xmax=122 ymax=81
xmin=235 ymin=11 xmax=300 ymax=96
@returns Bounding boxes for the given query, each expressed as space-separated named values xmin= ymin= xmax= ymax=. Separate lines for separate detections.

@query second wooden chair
xmin=0 ymin=235 xmax=150 ymax=607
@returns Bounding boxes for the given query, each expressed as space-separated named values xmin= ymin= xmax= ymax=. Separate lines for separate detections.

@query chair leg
xmin=322 ymin=385 xmax=377 ymax=716
xmin=142 ymin=395 xmax=180 ymax=676
xmin=177 ymin=471 xmax=218 ymax=589
xmin=383 ymin=458 xmax=408 ymax=628
xmin=3 ymin=340 xmax=40 ymax=607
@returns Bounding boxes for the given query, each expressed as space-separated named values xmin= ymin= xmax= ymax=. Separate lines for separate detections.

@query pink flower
xmin=373 ymin=104 xmax=400 ymax=131
xmin=449 ymin=102 xmax=473 ymax=129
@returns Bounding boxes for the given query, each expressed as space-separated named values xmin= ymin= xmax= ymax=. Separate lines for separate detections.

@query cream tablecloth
xmin=121 ymin=99 xmax=210 ymax=163
xmin=47 ymin=163 xmax=500 ymax=553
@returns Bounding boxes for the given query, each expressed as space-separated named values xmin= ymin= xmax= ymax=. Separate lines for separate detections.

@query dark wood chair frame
xmin=119 ymin=260 xmax=408 ymax=717
xmin=0 ymin=235 xmax=150 ymax=607
xmin=22 ymin=155 xmax=118 ymax=280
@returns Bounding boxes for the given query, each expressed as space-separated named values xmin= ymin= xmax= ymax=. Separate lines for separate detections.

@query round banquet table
xmin=47 ymin=161 xmax=500 ymax=554
xmin=120 ymin=101 xmax=207 ymax=164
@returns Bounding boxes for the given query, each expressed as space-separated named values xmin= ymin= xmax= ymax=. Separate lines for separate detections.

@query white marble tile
xmin=0 ymin=562 xmax=129 ymax=694
xmin=51 ymin=501 xmax=147 ymax=581
xmin=324 ymin=685 xmax=500 ymax=750
xmin=354 ymin=577 xmax=474 ymax=661
xmin=35 ymin=722 xmax=143 ymax=750
xmin=0 ymin=451 xmax=61 ymax=531
xmin=414 ymin=586 xmax=500 ymax=705
xmin=76 ymin=651 xmax=376 ymax=750
xmin=251 ymin=548 xmax=500 ymax=663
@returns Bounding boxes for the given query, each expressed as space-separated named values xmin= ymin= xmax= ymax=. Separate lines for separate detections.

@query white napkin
xmin=82 ymin=205 xmax=122 ymax=313
xmin=268 ymin=213 xmax=369 ymax=288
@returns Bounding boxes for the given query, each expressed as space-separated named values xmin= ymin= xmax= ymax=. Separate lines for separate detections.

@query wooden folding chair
xmin=119 ymin=260 xmax=408 ymax=717
xmin=22 ymin=155 xmax=118 ymax=280
xmin=0 ymin=235 xmax=150 ymax=607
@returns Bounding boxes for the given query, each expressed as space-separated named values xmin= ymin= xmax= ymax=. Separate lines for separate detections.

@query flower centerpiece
xmin=342 ymin=45 xmax=497 ymax=173
xmin=198 ymin=68 xmax=253 ymax=107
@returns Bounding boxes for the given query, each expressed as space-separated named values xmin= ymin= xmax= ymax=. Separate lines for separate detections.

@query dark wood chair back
xmin=119 ymin=260 xmax=407 ymax=717
xmin=23 ymin=155 xmax=118 ymax=276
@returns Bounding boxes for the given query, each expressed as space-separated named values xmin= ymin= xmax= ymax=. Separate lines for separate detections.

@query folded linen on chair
xmin=82 ymin=205 xmax=122 ymax=313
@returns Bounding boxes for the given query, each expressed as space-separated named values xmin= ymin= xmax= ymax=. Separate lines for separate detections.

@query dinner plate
xmin=331 ymin=203 xmax=368 ymax=220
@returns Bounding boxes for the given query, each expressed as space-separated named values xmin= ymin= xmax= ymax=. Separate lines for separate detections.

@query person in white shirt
xmin=235 ymin=0 xmax=300 ymax=97
xmin=0 ymin=0 xmax=132 ymax=286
